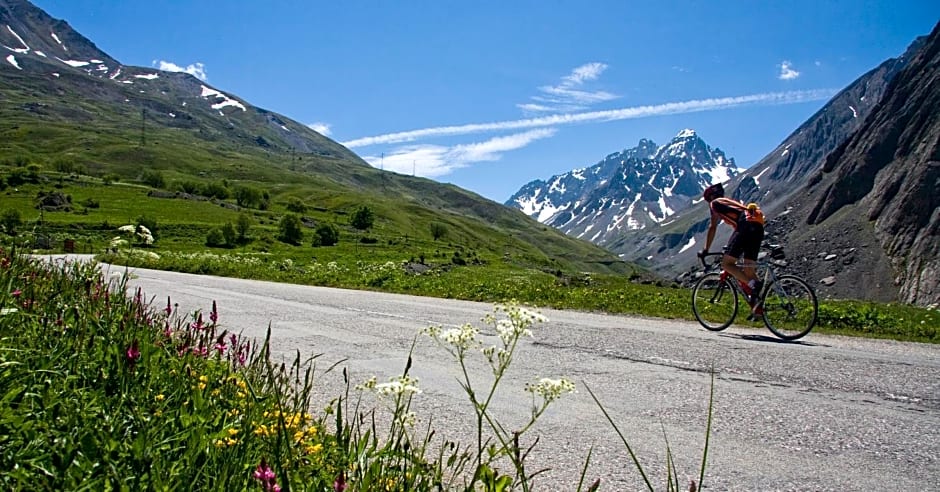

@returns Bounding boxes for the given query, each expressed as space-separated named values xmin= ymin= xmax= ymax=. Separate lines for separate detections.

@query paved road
xmin=94 ymin=260 xmax=939 ymax=491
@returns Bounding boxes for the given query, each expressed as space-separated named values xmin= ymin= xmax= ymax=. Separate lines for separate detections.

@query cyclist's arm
xmin=702 ymin=211 xmax=718 ymax=253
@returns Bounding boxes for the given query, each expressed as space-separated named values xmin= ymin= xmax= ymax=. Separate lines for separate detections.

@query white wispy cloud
xmin=778 ymin=61 xmax=800 ymax=80
xmin=307 ymin=122 xmax=332 ymax=136
xmin=519 ymin=62 xmax=618 ymax=114
xmin=154 ymin=60 xmax=207 ymax=81
xmin=361 ymin=128 xmax=557 ymax=177
xmin=343 ymin=89 xmax=837 ymax=148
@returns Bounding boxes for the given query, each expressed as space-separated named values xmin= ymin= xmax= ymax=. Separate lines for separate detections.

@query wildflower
xmin=164 ymin=296 xmax=173 ymax=315
xmin=253 ymin=458 xmax=281 ymax=492
xmin=334 ymin=471 xmax=347 ymax=492
xmin=210 ymin=300 xmax=218 ymax=323
xmin=11 ymin=289 xmax=21 ymax=298
xmin=305 ymin=443 xmax=323 ymax=455
xmin=525 ymin=377 xmax=576 ymax=402
xmin=375 ymin=376 xmax=421 ymax=396
xmin=155 ymin=394 xmax=165 ymax=402
xmin=126 ymin=339 xmax=141 ymax=366
xmin=191 ymin=312 xmax=204 ymax=331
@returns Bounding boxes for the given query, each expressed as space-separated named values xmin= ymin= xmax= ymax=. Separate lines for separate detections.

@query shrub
xmin=277 ymin=213 xmax=304 ymax=245
xmin=234 ymin=185 xmax=262 ymax=208
xmin=220 ymin=222 xmax=237 ymax=247
xmin=82 ymin=198 xmax=100 ymax=209
xmin=6 ymin=168 xmax=27 ymax=187
xmin=430 ymin=222 xmax=448 ymax=241
xmin=359 ymin=236 xmax=378 ymax=244
xmin=236 ymin=213 xmax=252 ymax=241
xmin=286 ymin=197 xmax=307 ymax=213
xmin=142 ymin=170 xmax=166 ymax=189
xmin=312 ymin=222 xmax=339 ymax=246
xmin=102 ymin=173 xmax=120 ymax=185
xmin=205 ymin=227 xmax=225 ymax=247
xmin=25 ymin=163 xmax=42 ymax=183
xmin=202 ymin=181 xmax=229 ymax=200
xmin=1 ymin=208 xmax=22 ymax=235
xmin=176 ymin=180 xmax=202 ymax=195
xmin=350 ymin=205 xmax=375 ymax=231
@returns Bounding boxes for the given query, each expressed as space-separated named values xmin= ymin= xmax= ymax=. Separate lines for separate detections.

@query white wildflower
xmin=525 ymin=377 xmax=576 ymax=402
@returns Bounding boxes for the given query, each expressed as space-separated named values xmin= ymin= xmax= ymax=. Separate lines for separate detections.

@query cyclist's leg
xmin=739 ymin=221 xmax=764 ymax=285
xmin=722 ymin=229 xmax=750 ymax=286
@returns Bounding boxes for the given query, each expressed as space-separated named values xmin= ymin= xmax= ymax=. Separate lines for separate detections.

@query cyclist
xmin=698 ymin=183 xmax=765 ymax=310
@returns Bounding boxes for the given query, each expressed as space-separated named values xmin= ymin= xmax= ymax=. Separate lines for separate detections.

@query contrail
xmin=342 ymin=89 xmax=837 ymax=148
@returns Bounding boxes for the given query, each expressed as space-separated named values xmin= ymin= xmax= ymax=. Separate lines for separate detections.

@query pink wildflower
xmin=165 ymin=296 xmax=173 ymax=315
xmin=209 ymin=300 xmax=218 ymax=323
xmin=11 ymin=289 xmax=21 ymax=298
xmin=253 ymin=459 xmax=281 ymax=492
xmin=334 ymin=471 xmax=347 ymax=492
xmin=126 ymin=339 xmax=141 ymax=366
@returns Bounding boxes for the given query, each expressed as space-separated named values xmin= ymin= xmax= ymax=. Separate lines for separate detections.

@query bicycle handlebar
xmin=697 ymin=251 xmax=723 ymax=268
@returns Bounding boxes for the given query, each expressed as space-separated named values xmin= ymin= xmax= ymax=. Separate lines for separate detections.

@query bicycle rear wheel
xmin=692 ymin=273 xmax=738 ymax=331
xmin=761 ymin=275 xmax=818 ymax=340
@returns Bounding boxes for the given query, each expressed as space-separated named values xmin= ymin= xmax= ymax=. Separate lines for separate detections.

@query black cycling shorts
xmin=726 ymin=219 xmax=764 ymax=261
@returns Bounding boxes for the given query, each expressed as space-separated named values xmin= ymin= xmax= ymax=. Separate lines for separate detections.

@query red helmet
xmin=703 ymin=183 xmax=724 ymax=202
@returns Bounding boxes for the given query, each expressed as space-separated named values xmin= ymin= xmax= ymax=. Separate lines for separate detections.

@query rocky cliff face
xmin=802 ymin=21 xmax=940 ymax=306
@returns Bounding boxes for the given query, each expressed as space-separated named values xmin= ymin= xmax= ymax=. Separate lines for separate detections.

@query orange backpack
xmin=744 ymin=203 xmax=765 ymax=225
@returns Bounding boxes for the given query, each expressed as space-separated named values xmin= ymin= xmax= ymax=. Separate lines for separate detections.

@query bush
xmin=221 ymin=222 xmax=237 ymax=247
xmin=277 ymin=213 xmax=303 ymax=245
xmin=430 ymin=222 xmax=448 ymax=241
xmin=82 ymin=198 xmax=100 ymax=209
xmin=350 ymin=205 xmax=375 ymax=231
xmin=234 ymin=185 xmax=262 ymax=208
xmin=102 ymin=173 xmax=120 ymax=185
xmin=203 ymin=181 xmax=229 ymax=200
xmin=142 ymin=170 xmax=166 ymax=189
xmin=1 ymin=208 xmax=22 ymax=235
xmin=236 ymin=213 xmax=252 ymax=241
xmin=176 ymin=180 xmax=202 ymax=195
xmin=205 ymin=227 xmax=225 ymax=247
xmin=359 ymin=236 xmax=378 ymax=244
xmin=312 ymin=222 xmax=339 ymax=246
xmin=7 ymin=168 xmax=26 ymax=187
xmin=286 ymin=197 xmax=307 ymax=213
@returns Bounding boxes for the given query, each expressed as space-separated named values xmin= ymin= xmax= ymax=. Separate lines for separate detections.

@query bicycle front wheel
xmin=692 ymin=273 xmax=738 ymax=331
xmin=761 ymin=275 xmax=818 ymax=340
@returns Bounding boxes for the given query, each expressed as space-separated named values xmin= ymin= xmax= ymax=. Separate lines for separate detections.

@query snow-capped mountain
xmin=506 ymin=129 xmax=740 ymax=245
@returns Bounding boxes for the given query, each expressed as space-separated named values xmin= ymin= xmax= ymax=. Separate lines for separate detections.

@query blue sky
xmin=31 ymin=1 xmax=939 ymax=202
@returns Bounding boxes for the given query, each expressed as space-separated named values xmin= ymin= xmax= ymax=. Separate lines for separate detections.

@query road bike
xmin=692 ymin=245 xmax=818 ymax=341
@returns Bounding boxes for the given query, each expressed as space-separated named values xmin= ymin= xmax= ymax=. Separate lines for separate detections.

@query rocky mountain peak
xmin=506 ymin=130 xmax=740 ymax=244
